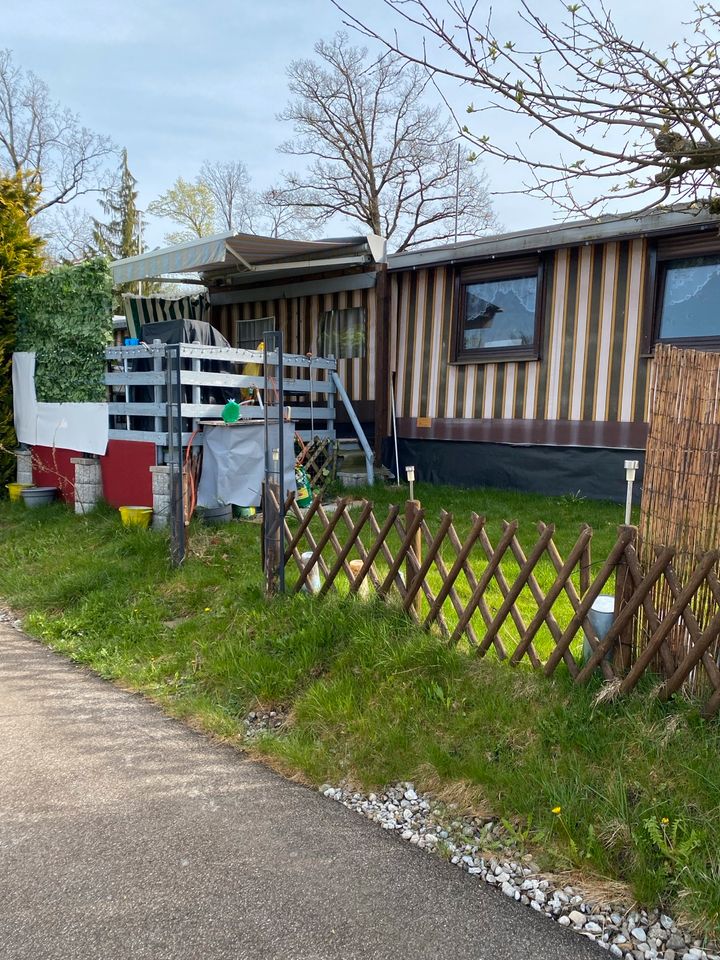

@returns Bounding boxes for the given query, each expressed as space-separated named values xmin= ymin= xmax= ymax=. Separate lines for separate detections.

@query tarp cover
xmin=12 ymin=351 xmax=109 ymax=455
xmin=197 ymin=421 xmax=296 ymax=509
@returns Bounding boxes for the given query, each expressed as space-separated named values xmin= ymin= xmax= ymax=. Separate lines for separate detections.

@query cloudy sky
xmin=2 ymin=0 xmax=690 ymax=248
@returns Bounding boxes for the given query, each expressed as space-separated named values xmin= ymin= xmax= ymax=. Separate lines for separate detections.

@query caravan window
xmin=656 ymin=255 xmax=720 ymax=346
xmin=319 ymin=307 xmax=366 ymax=359
xmin=453 ymin=256 xmax=544 ymax=363
xmin=236 ymin=316 xmax=275 ymax=351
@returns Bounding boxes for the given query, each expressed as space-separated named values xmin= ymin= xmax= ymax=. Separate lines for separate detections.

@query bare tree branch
xmin=333 ymin=1 xmax=720 ymax=217
xmin=274 ymin=32 xmax=498 ymax=249
xmin=0 ymin=49 xmax=114 ymax=217
xmin=199 ymin=159 xmax=255 ymax=232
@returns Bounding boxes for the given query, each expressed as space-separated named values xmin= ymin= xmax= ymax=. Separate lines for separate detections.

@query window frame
xmin=235 ymin=315 xmax=276 ymax=351
xmin=643 ymin=233 xmax=720 ymax=355
xmin=451 ymin=255 xmax=545 ymax=364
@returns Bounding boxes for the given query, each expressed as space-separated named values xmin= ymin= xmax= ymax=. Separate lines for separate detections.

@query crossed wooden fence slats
xmin=267 ymin=492 xmax=720 ymax=717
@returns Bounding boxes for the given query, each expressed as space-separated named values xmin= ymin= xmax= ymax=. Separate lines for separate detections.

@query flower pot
xmin=6 ymin=482 xmax=32 ymax=502
xmin=119 ymin=506 xmax=153 ymax=529
xmin=20 ymin=486 xmax=58 ymax=508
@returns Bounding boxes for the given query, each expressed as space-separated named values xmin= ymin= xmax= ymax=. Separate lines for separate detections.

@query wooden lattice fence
xmin=267 ymin=491 xmax=720 ymax=718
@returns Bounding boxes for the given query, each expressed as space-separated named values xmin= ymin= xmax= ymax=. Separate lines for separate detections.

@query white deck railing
xmin=104 ymin=343 xmax=373 ymax=481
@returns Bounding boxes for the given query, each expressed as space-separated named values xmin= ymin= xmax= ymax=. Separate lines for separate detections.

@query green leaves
xmin=13 ymin=257 xmax=112 ymax=403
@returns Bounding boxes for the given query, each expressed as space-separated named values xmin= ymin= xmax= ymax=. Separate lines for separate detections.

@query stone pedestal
xmin=150 ymin=465 xmax=171 ymax=529
xmin=15 ymin=447 xmax=33 ymax=485
xmin=71 ymin=457 xmax=102 ymax=515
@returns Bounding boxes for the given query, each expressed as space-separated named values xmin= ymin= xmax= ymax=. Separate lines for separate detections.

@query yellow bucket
xmin=119 ymin=506 xmax=153 ymax=529
xmin=6 ymin=482 xmax=32 ymax=502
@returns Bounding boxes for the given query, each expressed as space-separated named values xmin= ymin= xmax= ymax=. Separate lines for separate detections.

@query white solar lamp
xmin=405 ymin=465 xmax=416 ymax=502
xmin=624 ymin=459 xmax=639 ymax=525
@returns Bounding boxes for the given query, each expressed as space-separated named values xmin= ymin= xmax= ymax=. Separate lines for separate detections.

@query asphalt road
xmin=0 ymin=622 xmax=603 ymax=960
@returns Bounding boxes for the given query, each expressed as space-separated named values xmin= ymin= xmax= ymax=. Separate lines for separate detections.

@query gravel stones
xmin=243 ymin=708 xmax=287 ymax=738
xmin=317 ymin=780 xmax=717 ymax=960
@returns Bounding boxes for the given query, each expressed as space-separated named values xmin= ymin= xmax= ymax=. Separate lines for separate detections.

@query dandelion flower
xmin=204 ymin=607 xmax=211 ymax=612
xmin=661 ymin=817 xmax=670 ymax=825
xmin=552 ymin=806 xmax=562 ymax=815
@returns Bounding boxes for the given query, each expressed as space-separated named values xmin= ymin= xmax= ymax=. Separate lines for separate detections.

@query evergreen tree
xmin=0 ymin=174 xmax=43 ymax=486
xmin=92 ymin=149 xmax=144 ymax=310
xmin=93 ymin=149 xmax=141 ymax=260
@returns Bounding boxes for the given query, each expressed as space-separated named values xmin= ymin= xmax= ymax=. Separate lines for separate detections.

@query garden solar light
xmin=405 ymin=465 xmax=416 ymax=501
xmin=624 ymin=459 xmax=639 ymax=525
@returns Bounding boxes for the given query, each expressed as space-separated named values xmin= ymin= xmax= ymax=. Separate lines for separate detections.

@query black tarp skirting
xmin=382 ymin=437 xmax=644 ymax=503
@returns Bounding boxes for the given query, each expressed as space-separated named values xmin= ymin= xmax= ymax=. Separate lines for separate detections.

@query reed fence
xmin=266 ymin=491 xmax=720 ymax=718
xmin=639 ymin=345 xmax=720 ymax=685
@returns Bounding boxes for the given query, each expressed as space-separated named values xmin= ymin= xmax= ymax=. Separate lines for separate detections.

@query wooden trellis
xmin=267 ymin=491 xmax=720 ymax=717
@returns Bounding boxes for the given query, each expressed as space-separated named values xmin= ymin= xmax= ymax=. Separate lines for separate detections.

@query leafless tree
xmin=37 ymin=206 xmax=95 ymax=264
xmin=0 ymin=49 xmax=114 ymax=217
xmin=256 ymin=187 xmax=320 ymax=240
xmin=335 ymin=2 xmax=720 ymax=218
xmin=274 ymin=33 xmax=497 ymax=251
xmin=199 ymin=159 xmax=255 ymax=232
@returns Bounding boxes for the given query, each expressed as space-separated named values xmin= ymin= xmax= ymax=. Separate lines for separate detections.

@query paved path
xmin=0 ymin=623 xmax=602 ymax=960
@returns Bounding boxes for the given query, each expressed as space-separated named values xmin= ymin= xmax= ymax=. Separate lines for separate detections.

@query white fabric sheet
xmin=12 ymin=352 xmax=38 ymax=445
xmin=12 ymin=351 xmax=109 ymax=455
xmin=35 ymin=403 xmax=109 ymax=455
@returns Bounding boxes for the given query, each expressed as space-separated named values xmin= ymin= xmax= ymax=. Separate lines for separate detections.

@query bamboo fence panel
xmin=639 ymin=345 xmax=720 ymax=683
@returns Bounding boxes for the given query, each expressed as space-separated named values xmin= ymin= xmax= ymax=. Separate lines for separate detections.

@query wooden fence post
xmin=406 ymin=498 xmax=422 ymax=616
xmin=613 ymin=524 xmax=637 ymax=673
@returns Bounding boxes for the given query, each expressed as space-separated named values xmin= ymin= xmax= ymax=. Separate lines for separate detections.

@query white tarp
xmin=12 ymin=352 xmax=109 ymax=455
xmin=11 ymin=352 xmax=37 ymax=446
xmin=197 ymin=421 xmax=296 ymax=508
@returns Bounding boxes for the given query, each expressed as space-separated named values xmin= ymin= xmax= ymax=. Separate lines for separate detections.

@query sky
xmin=2 ymin=0 xmax=693 ymax=250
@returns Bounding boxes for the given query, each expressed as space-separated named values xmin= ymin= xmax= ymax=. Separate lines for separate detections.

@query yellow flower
xmin=661 ymin=817 xmax=670 ymax=825
xmin=204 ymin=607 xmax=211 ymax=612
xmin=552 ymin=806 xmax=562 ymax=815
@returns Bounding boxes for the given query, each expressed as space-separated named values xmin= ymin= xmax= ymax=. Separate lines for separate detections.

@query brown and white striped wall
xmin=389 ymin=238 xmax=650 ymax=453
xmin=211 ymin=285 xmax=378 ymax=420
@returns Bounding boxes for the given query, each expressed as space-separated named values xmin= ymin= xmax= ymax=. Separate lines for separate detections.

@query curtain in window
xmin=319 ymin=307 xmax=366 ymax=358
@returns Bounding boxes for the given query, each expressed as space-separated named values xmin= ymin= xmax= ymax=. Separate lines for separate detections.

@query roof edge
xmin=388 ymin=207 xmax=720 ymax=271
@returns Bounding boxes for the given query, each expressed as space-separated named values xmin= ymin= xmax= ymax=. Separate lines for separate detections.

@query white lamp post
xmin=624 ymin=459 xmax=639 ymax=525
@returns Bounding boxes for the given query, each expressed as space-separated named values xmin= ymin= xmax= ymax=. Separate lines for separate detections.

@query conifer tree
xmin=92 ymin=149 xmax=144 ymax=308
xmin=0 ymin=174 xmax=43 ymax=485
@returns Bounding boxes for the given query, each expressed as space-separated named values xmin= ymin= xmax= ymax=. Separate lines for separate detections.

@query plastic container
xmin=119 ymin=505 xmax=153 ymax=528
xmin=232 ymin=505 xmax=257 ymax=519
xmin=295 ymin=465 xmax=313 ymax=507
xmin=6 ymin=482 xmax=32 ymax=502
xmin=583 ymin=594 xmax=616 ymax=664
xmin=21 ymin=486 xmax=58 ymax=508
xmin=222 ymin=399 xmax=241 ymax=423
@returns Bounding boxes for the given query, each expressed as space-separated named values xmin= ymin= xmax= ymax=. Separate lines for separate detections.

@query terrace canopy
xmin=110 ymin=231 xmax=387 ymax=287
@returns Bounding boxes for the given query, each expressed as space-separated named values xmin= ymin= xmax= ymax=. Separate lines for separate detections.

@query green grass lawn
xmin=1 ymin=486 xmax=719 ymax=938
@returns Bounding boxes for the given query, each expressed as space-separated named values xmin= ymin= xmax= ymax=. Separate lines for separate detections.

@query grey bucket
xmin=582 ymin=594 xmax=615 ymax=665
xmin=197 ymin=504 xmax=232 ymax=524
xmin=21 ymin=486 xmax=58 ymax=508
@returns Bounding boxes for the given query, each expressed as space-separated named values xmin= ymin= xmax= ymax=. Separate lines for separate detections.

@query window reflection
xmin=462 ymin=276 xmax=538 ymax=351
xmin=659 ymin=255 xmax=720 ymax=340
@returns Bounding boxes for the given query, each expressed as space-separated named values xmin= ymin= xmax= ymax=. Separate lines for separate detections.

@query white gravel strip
xmin=318 ymin=780 xmax=718 ymax=960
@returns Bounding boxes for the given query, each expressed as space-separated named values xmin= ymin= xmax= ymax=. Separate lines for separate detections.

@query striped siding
xmin=390 ymin=238 xmax=651 ymax=426
xmin=213 ymin=286 xmax=376 ymax=404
